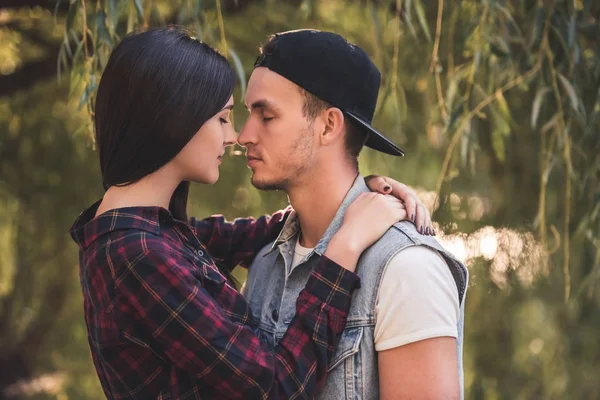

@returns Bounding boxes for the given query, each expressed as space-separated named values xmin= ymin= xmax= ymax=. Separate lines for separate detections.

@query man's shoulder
xmin=371 ymin=221 xmax=457 ymax=264
xmin=362 ymin=220 xmax=427 ymax=257
xmin=356 ymin=221 xmax=462 ymax=289
xmin=388 ymin=220 xmax=442 ymax=248
xmin=385 ymin=246 xmax=452 ymax=279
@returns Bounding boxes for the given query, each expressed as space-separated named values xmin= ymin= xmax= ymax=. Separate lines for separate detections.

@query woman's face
xmin=171 ymin=96 xmax=236 ymax=184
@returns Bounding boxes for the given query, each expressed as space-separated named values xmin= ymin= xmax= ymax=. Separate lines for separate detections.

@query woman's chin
xmin=189 ymin=171 xmax=219 ymax=185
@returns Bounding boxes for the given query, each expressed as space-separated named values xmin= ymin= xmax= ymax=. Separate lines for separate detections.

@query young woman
xmin=70 ymin=27 xmax=431 ymax=399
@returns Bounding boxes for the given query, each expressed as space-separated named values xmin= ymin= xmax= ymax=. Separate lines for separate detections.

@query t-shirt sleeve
xmin=374 ymin=246 xmax=460 ymax=352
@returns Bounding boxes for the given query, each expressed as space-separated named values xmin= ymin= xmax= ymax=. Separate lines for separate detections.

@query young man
xmin=239 ymin=30 xmax=468 ymax=399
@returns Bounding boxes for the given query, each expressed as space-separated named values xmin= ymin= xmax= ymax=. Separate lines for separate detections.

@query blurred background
xmin=0 ymin=0 xmax=599 ymax=398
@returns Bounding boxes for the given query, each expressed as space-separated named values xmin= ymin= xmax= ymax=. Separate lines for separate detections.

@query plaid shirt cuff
xmin=304 ymin=255 xmax=361 ymax=311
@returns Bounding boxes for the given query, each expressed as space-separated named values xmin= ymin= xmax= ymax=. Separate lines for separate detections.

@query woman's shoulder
xmin=83 ymin=228 xmax=185 ymax=270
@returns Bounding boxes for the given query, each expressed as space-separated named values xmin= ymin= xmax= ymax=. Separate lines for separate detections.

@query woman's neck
xmin=95 ymin=168 xmax=181 ymax=217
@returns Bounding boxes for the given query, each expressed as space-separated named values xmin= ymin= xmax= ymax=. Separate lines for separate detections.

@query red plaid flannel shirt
xmin=69 ymin=202 xmax=360 ymax=399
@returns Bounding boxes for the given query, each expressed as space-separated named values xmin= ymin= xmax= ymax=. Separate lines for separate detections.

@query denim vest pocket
xmin=328 ymin=326 xmax=363 ymax=371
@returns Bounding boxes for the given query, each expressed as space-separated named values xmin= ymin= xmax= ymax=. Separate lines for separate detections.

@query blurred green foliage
xmin=0 ymin=0 xmax=599 ymax=399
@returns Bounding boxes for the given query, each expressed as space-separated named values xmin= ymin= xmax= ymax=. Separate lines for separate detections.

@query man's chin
xmin=251 ymin=175 xmax=288 ymax=191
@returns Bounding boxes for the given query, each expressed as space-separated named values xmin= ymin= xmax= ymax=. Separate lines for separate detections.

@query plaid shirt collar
xmin=70 ymin=200 xmax=175 ymax=249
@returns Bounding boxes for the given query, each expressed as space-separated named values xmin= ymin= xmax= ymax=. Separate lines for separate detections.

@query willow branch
xmin=429 ymin=0 xmax=448 ymax=120
xmin=81 ymin=0 xmax=89 ymax=58
xmin=390 ymin=0 xmax=403 ymax=109
xmin=429 ymin=0 xmax=444 ymax=72
xmin=546 ymin=46 xmax=573 ymax=303
xmin=434 ymin=61 xmax=542 ymax=206
xmin=216 ymin=0 xmax=228 ymax=55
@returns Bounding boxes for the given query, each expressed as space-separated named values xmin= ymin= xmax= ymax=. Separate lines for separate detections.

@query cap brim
xmin=345 ymin=111 xmax=405 ymax=156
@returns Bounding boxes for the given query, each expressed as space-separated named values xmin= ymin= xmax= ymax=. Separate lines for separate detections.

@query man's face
xmin=238 ymin=67 xmax=317 ymax=191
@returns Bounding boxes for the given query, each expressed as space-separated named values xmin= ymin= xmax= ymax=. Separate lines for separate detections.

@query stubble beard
xmin=250 ymin=123 xmax=315 ymax=192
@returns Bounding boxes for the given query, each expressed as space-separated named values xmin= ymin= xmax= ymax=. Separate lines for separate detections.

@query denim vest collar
xmin=267 ymin=174 xmax=368 ymax=257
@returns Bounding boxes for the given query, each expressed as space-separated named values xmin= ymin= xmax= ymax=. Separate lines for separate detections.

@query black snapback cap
xmin=254 ymin=29 xmax=404 ymax=156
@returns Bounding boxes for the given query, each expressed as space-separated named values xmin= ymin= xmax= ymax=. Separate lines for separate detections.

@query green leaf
xmin=493 ymin=3 xmax=522 ymax=38
xmin=69 ymin=63 xmax=84 ymax=98
xmin=107 ymin=0 xmax=117 ymax=32
xmin=192 ymin=21 xmax=203 ymax=41
xmin=532 ymin=87 xmax=551 ymax=128
xmin=63 ymin=36 xmax=73 ymax=58
xmin=375 ymin=79 xmax=392 ymax=120
xmin=528 ymin=5 xmax=545 ymax=51
xmin=54 ymin=0 xmax=67 ymax=24
xmin=550 ymin=25 xmax=570 ymax=62
xmin=489 ymin=36 xmax=511 ymax=58
xmin=126 ymin=3 xmax=136 ymax=33
xmin=370 ymin=5 xmax=384 ymax=64
xmin=150 ymin=3 xmax=163 ymax=25
xmin=57 ymin=45 xmax=66 ymax=84
xmin=496 ymin=91 xmax=511 ymax=122
xmin=403 ymin=0 xmax=418 ymax=40
xmin=568 ymin=14 xmax=576 ymax=49
xmin=446 ymin=78 xmax=458 ymax=108
xmin=459 ymin=123 xmax=470 ymax=167
xmin=72 ymin=121 xmax=92 ymax=137
xmin=491 ymin=126 xmax=506 ymax=163
xmin=447 ymin=98 xmax=465 ymax=133
xmin=96 ymin=10 xmax=112 ymax=45
xmin=195 ymin=0 xmax=203 ymax=19
xmin=133 ymin=0 xmax=144 ymax=23
xmin=414 ymin=0 xmax=432 ymax=42
xmin=65 ymin=1 xmax=80 ymax=34
xmin=79 ymin=76 xmax=97 ymax=110
xmin=397 ymin=84 xmax=408 ymax=120
xmin=558 ymin=73 xmax=579 ymax=112
xmin=541 ymin=113 xmax=560 ymax=133
xmin=177 ymin=3 xmax=187 ymax=23
xmin=72 ymin=37 xmax=84 ymax=64
xmin=228 ymin=48 xmax=246 ymax=101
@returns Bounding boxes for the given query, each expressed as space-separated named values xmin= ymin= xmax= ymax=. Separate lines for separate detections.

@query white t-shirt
xmin=291 ymin=239 xmax=313 ymax=270
xmin=291 ymin=240 xmax=459 ymax=351
xmin=374 ymin=246 xmax=459 ymax=351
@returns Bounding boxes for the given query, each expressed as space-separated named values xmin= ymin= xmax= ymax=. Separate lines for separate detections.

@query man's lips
xmin=246 ymin=155 xmax=262 ymax=167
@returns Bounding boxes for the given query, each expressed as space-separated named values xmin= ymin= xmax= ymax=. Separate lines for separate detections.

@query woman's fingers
xmin=365 ymin=175 xmax=392 ymax=194
xmin=364 ymin=177 xmax=436 ymax=235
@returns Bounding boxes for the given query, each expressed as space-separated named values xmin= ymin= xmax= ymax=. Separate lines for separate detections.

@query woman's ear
xmin=319 ymin=107 xmax=345 ymax=147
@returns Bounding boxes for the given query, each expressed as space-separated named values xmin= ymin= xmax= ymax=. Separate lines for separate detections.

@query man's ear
xmin=319 ymin=107 xmax=345 ymax=147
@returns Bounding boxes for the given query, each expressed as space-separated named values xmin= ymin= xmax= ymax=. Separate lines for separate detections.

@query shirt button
xmin=272 ymin=309 xmax=279 ymax=322
xmin=197 ymin=249 xmax=204 ymax=256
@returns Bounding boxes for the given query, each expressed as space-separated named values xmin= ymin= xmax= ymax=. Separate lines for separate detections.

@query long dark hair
xmin=95 ymin=26 xmax=235 ymax=222
xmin=94 ymin=27 xmax=237 ymax=284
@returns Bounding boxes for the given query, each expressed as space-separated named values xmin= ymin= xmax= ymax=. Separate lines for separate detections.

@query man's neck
xmin=287 ymin=163 xmax=358 ymax=248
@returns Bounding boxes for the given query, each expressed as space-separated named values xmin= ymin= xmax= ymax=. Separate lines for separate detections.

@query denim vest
xmin=244 ymin=176 xmax=469 ymax=399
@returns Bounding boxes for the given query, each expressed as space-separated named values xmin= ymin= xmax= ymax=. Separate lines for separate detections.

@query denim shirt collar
xmin=268 ymin=174 xmax=369 ymax=256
